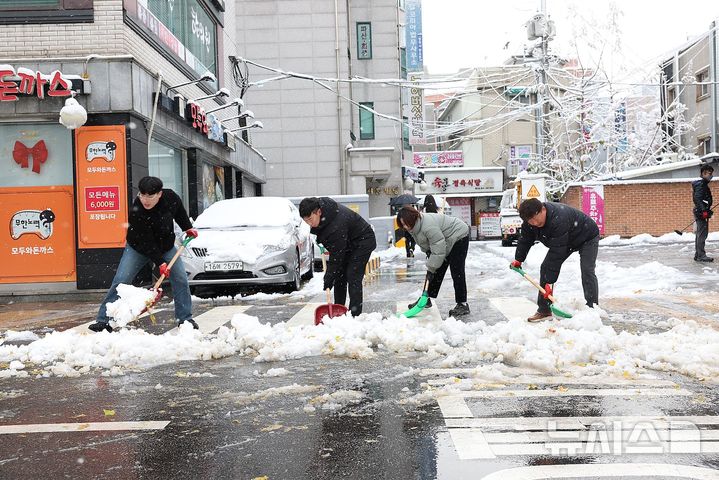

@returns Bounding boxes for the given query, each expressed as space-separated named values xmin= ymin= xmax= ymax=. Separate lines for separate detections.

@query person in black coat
xmin=300 ymin=197 xmax=377 ymax=316
xmin=88 ymin=176 xmax=198 ymax=332
xmin=423 ymin=194 xmax=439 ymax=214
xmin=510 ymin=199 xmax=600 ymax=322
xmin=693 ymin=164 xmax=714 ymax=262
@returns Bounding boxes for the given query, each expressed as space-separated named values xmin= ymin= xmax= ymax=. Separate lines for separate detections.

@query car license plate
xmin=204 ymin=261 xmax=243 ymax=272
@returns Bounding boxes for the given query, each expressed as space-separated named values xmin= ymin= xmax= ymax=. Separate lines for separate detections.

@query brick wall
xmin=561 ymin=181 xmax=719 ymax=237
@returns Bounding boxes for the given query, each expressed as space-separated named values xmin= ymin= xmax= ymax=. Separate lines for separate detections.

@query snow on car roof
xmin=194 ymin=197 xmax=297 ymax=228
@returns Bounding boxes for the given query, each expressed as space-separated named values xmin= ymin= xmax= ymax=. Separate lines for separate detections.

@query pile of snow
xmin=306 ymin=389 xmax=366 ymax=411
xmin=2 ymin=308 xmax=718 ymax=382
xmin=376 ymin=246 xmax=408 ymax=262
xmin=2 ymin=330 xmax=39 ymax=343
xmin=105 ymin=284 xmax=156 ymax=328
xmin=600 ymin=231 xmax=719 ymax=246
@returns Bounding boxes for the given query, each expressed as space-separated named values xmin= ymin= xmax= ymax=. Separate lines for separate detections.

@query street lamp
xmin=226 ymin=121 xmax=263 ymax=133
xmin=166 ymin=71 xmax=216 ymax=95
xmin=191 ymin=87 xmax=231 ymax=102
xmin=221 ymin=110 xmax=254 ymax=123
xmin=204 ymin=97 xmax=243 ymax=114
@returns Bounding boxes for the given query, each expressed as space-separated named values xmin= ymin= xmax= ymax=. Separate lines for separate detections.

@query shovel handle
xmin=152 ymin=235 xmax=194 ymax=291
xmin=510 ymin=266 xmax=559 ymax=303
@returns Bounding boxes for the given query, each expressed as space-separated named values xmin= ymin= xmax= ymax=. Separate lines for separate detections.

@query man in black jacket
xmin=88 ymin=176 xmax=199 ymax=332
xmin=693 ymin=164 xmax=714 ymax=262
xmin=510 ymin=199 xmax=600 ymax=322
xmin=300 ymin=197 xmax=377 ymax=316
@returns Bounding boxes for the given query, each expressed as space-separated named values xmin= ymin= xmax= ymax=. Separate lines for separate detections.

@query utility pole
xmin=528 ymin=1 xmax=554 ymax=165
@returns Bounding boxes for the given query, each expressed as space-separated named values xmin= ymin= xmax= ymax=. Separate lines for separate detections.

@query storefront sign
xmin=447 ymin=197 xmax=472 ymax=225
xmin=422 ymin=168 xmax=503 ymax=194
xmin=408 ymin=72 xmax=425 ymax=145
xmin=405 ymin=0 xmax=423 ymax=71
xmin=75 ymin=126 xmax=128 ymax=249
xmin=413 ymin=150 xmax=463 ymax=168
xmin=479 ymin=212 xmax=501 ymax=237
xmin=0 ymin=186 xmax=76 ymax=283
xmin=367 ymin=185 xmax=401 ymax=196
xmin=357 ymin=22 xmax=372 ymax=59
xmin=581 ymin=185 xmax=605 ymax=235
xmin=0 ymin=66 xmax=73 ymax=101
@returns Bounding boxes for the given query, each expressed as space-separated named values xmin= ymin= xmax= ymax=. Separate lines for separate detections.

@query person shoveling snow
xmin=88 ymin=176 xmax=199 ymax=333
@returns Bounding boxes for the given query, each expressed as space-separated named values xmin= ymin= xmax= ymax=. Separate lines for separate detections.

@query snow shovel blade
xmin=400 ymin=293 xmax=428 ymax=318
xmin=314 ymin=303 xmax=349 ymax=325
xmin=549 ymin=304 xmax=572 ymax=319
xmin=510 ymin=265 xmax=573 ymax=319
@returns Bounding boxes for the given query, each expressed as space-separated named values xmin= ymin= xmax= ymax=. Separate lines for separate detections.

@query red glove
xmin=185 ymin=228 xmax=199 ymax=238
xmin=510 ymin=260 xmax=522 ymax=269
xmin=150 ymin=287 xmax=163 ymax=305
xmin=543 ymin=283 xmax=553 ymax=299
xmin=159 ymin=262 xmax=171 ymax=277
xmin=702 ymin=211 xmax=710 ymax=220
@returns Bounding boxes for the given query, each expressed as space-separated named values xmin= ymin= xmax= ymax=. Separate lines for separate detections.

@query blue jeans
xmin=96 ymin=244 xmax=192 ymax=324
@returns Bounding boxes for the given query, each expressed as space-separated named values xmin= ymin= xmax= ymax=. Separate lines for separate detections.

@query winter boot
xmin=88 ymin=321 xmax=113 ymax=333
xmin=408 ymin=298 xmax=432 ymax=309
xmin=178 ymin=318 xmax=199 ymax=330
xmin=695 ymin=256 xmax=714 ymax=262
xmin=448 ymin=303 xmax=470 ymax=317
xmin=527 ymin=310 xmax=553 ymax=323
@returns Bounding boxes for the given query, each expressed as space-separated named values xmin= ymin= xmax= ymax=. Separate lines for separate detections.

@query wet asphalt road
xmin=1 ymin=241 xmax=719 ymax=479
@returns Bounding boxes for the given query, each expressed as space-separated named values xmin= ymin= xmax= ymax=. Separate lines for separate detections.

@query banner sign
xmin=357 ymin=22 xmax=372 ymax=59
xmin=75 ymin=126 xmax=128 ymax=249
xmin=413 ymin=150 xmax=463 ymax=168
xmin=405 ymin=0 xmax=423 ymax=71
xmin=581 ymin=185 xmax=605 ymax=235
xmin=480 ymin=212 xmax=501 ymax=237
xmin=408 ymin=72 xmax=425 ymax=145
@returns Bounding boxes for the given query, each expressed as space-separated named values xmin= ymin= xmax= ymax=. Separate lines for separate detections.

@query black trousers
xmin=333 ymin=241 xmax=375 ymax=316
xmin=538 ymin=235 xmax=599 ymax=313
xmin=427 ymin=234 xmax=469 ymax=303
xmin=695 ymin=217 xmax=709 ymax=259
xmin=404 ymin=231 xmax=416 ymax=256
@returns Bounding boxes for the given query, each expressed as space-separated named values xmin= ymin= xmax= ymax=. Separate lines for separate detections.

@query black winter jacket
xmin=515 ymin=202 xmax=599 ymax=269
xmin=126 ymin=189 xmax=193 ymax=266
xmin=310 ymin=197 xmax=376 ymax=289
xmin=693 ymin=179 xmax=713 ymax=219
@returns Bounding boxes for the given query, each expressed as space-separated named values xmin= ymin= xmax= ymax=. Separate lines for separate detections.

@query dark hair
xmin=423 ymin=194 xmax=439 ymax=213
xmin=397 ymin=206 xmax=421 ymax=229
xmin=299 ymin=197 xmax=321 ymax=217
xmin=518 ymin=198 xmax=544 ymax=222
xmin=138 ymin=176 xmax=163 ymax=195
xmin=701 ymin=164 xmax=714 ymax=174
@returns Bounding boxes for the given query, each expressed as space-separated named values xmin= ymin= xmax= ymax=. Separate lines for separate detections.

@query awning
xmin=425 ymin=192 xmax=502 ymax=198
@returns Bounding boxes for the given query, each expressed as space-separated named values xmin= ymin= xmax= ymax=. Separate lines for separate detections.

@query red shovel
xmin=314 ymin=288 xmax=349 ymax=325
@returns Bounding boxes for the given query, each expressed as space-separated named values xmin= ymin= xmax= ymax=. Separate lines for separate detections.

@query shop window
xmin=359 ymin=102 xmax=375 ymax=140
xmin=149 ymin=139 xmax=186 ymax=204
xmin=0 ymin=0 xmax=93 ymax=25
xmin=200 ymin=162 xmax=226 ymax=210
xmin=402 ymin=116 xmax=410 ymax=150
xmin=0 ymin=123 xmax=72 ymax=187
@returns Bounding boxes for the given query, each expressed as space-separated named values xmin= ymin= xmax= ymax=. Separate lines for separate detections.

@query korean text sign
xmin=581 ymin=185 xmax=605 ymax=235
xmin=75 ymin=126 xmax=128 ymax=249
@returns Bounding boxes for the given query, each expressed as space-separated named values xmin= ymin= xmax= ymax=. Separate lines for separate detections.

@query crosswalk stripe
xmin=483 ymin=440 xmax=719 ymax=456
xmin=489 ymin=297 xmax=537 ymax=321
xmin=286 ymin=303 xmax=324 ymax=327
xmin=446 ymin=415 xmax=719 ymax=430
xmin=474 ymin=429 xmax=719 ymax=444
xmin=437 ymin=396 xmax=473 ymax=418
xmin=395 ymin=302 xmax=443 ymax=323
xmin=480 ymin=463 xmax=719 ymax=480
xmin=448 ymin=388 xmax=692 ymax=398
xmin=0 ymin=421 xmax=169 ymax=434
xmin=193 ymin=305 xmax=251 ymax=334
xmin=448 ymin=428 xmax=496 ymax=459
xmin=426 ymin=375 xmax=676 ymax=387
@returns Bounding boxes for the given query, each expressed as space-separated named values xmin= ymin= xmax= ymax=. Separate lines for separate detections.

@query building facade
xmin=0 ymin=0 xmax=266 ymax=293
xmin=236 ymin=0 xmax=411 ymax=217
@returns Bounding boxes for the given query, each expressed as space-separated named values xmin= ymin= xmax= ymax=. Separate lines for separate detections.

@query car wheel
xmin=283 ymin=253 xmax=302 ymax=293
xmin=301 ymin=249 xmax=314 ymax=280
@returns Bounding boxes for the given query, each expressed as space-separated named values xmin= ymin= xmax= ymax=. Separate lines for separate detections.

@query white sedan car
xmin=182 ymin=197 xmax=314 ymax=297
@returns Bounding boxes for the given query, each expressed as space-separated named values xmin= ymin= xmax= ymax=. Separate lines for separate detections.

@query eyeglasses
xmin=137 ymin=192 xmax=160 ymax=199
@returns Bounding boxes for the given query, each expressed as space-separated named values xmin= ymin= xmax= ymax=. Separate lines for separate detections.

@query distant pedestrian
xmin=693 ymin=164 xmax=714 ymax=262
xmin=300 ymin=197 xmax=377 ymax=316
xmin=510 ymin=199 xmax=599 ymax=322
xmin=423 ymin=194 xmax=439 ymax=214
xmin=397 ymin=206 xmax=471 ymax=317
xmin=89 ymin=176 xmax=198 ymax=332
xmin=399 ymin=203 xmax=417 ymax=258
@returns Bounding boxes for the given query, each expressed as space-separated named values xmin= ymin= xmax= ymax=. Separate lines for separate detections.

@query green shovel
xmin=510 ymin=265 xmax=572 ymax=319
xmin=400 ymin=273 xmax=430 ymax=318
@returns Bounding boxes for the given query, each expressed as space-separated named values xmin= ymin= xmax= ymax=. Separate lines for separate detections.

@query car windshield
xmin=194 ymin=198 xmax=297 ymax=229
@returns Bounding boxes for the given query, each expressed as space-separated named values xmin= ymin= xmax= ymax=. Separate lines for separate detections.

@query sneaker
xmin=527 ymin=311 xmax=553 ymax=323
xmin=178 ymin=318 xmax=199 ymax=330
xmin=88 ymin=322 xmax=113 ymax=333
xmin=408 ymin=298 xmax=432 ymax=309
xmin=448 ymin=303 xmax=470 ymax=317
xmin=695 ymin=256 xmax=714 ymax=262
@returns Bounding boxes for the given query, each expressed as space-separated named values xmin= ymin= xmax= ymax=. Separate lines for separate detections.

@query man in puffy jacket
xmin=693 ymin=164 xmax=714 ymax=262
xmin=300 ymin=197 xmax=377 ymax=316
xmin=88 ymin=176 xmax=198 ymax=332
xmin=511 ymin=199 xmax=599 ymax=322
xmin=397 ymin=206 xmax=470 ymax=317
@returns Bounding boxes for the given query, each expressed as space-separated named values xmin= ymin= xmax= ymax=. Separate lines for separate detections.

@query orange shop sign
xmin=75 ymin=126 xmax=128 ymax=249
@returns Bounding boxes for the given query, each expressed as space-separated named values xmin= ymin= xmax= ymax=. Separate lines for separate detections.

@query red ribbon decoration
xmin=13 ymin=140 xmax=48 ymax=174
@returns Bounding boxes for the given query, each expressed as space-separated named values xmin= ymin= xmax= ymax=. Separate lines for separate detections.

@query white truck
xmin=499 ymin=173 xmax=549 ymax=246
